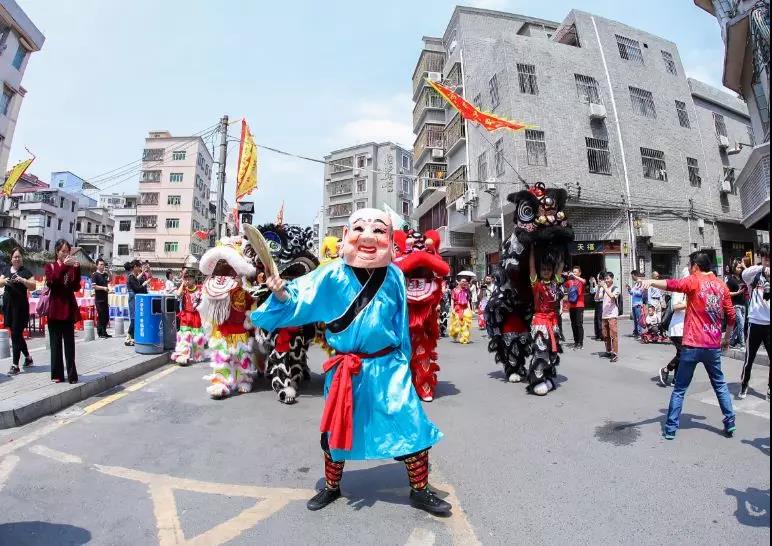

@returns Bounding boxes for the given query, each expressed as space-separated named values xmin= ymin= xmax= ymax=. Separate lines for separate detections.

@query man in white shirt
xmin=599 ymin=272 xmax=621 ymax=362
xmin=739 ymin=244 xmax=770 ymax=400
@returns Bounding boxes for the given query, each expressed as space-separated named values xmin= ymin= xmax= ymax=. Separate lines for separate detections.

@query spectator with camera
xmin=738 ymin=243 xmax=770 ymax=401
xmin=0 ymin=247 xmax=37 ymax=375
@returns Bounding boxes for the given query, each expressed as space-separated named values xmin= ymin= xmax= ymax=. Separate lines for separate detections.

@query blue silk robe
xmin=251 ymin=259 xmax=442 ymax=461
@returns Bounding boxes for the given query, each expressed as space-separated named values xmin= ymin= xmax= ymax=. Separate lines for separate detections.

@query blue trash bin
xmin=134 ymin=294 xmax=164 ymax=354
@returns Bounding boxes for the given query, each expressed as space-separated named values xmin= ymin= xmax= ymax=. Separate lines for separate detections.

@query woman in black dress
xmin=1 ymin=247 xmax=37 ymax=375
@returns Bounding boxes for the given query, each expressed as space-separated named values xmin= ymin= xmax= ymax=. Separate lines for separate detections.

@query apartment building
xmin=0 ymin=0 xmax=44 ymax=175
xmin=100 ymin=193 xmax=137 ymax=267
xmin=694 ymin=0 xmax=769 ymax=230
xmin=6 ymin=180 xmax=78 ymax=252
xmin=322 ymin=142 xmax=414 ymax=239
xmin=76 ymin=207 xmax=114 ymax=263
xmin=412 ymin=6 xmax=763 ymax=301
xmin=135 ymin=131 xmax=213 ymax=269
xmin=51 ymin=171 xmax=98 ymax=208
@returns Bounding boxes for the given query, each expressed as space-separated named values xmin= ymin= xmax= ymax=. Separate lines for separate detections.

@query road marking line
xmin=29 ymin=444 xmax=83 ymax=464
xmin=82 ymin=366 xmax=179 ymax=415
xmin=0 ymin=454 xmax=19 ymax=491
xmin=405 ymin=527 xmax=436 ymax=546
xmin=435 ymin=482 xmax=481 ymax=546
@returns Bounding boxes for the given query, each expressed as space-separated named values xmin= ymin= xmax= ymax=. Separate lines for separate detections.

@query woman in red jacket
xmin=44 ymin=240 xmax=82 ymax=384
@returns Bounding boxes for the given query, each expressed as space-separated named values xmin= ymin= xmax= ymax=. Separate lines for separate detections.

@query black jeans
xmin=49 ymin=319 xmax=77 ymax=382
xmin=96 ymin=300 xmax=109 ymax=336
xmin=741 ymin=323 xmax=770 ymax=390
xmin=10 ymin=321 xmax=29 ymax=366
xmin=594 ymin=301 xmax=603 ymax=339
xmin=569 ymin=308 xmax=584 ymax=346
xmin=667 ymin=336 xmax=683 ymax=373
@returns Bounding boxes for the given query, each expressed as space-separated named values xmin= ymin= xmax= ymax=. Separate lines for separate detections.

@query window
xmin=473 ymin=93 xmax=482 ymax=109
xmin=141 ymin=170 xmax=161 ymax=183
xmin=356 ymin=155 xmax=366 ymax=169
xmin=629 ymin=86 xmax=657 ymax=118
xmin=640 ymin=147 xmax=667 ymax=181
xmin=139 ymin=192 xmax=159 ymax=205
xmin=616 ymin=34 xmax=644 ymax=64
xmin=170 ymin=172 xmax=184 ymax=183
xmin=87 ymin=222 xmax=92 ymax=233
xmin=494 ymin=138 xmax=505 ymax=176
xmin=71 ymin=202 xmax=75 ymax=212
xmin=57 ymin=219 xmax=62 ymax=230
xmin=12 ymin=45 xmax=27 ymax=70
xmin=76 ymin=221 xmax=81 ymax=232
xmin=525 ymin=130 xmax=547 ymax=166
xmin=687 ymin=157 xmax=701 ymax=187
xmin=59 ymin=197 xmax=65 ymax=208
xmin=47 ymin=216 xmax=52 ymax=228
xmin=723 ymin=166 xmax=736 ymax=193
xmin=172 ymin=150 xmax=186 ymax=160
xmin=167 ymin=195 xmax=181 ymax=205
xmin=1 ymin=87 xmax=14 ymax=116
xmin=661 ymin=51 xmax=677 ymax=75
xmin=401 ymin=177 xmax=412 ymax=195
xmin=401 ymin=154 xmax=410 ymax=171
xmin=401 ymin=200 xmax=411 ymax=216
xmin=69 ymin=222 xmax=74 ymax=234
xmin=585 ymin=137 xmax=611 ymax=175
xmin=477 ymin=151 xmax=488 ymax=182
xmin=166 ymin=218 xmax=180 ymax=229
xmin=329 ymin=203 xmax=353 ymax=217
xmin=488 ymin=74 xmax=500 ymax=108
xmin=136 ymin=215 xmax=157 ymax=228
xmin=330 ymin=180 xmax=352 ymax=196
xmin=142 ymin=148 xmax=164 ymax=162
xmin=119 ymin=220 xmax=132 ymax=231
xmin=675 ymin=100 xmax=690 ymax=128
xmin=575 ymin=74 xmax=601 ymax=104
xmin=164 ymin=242 xmax=179 ymax=253
xmin=332 ymin=156 xmax=353 ymax=173
xmin=355 ymin=200 xmax=367 ymax=210
xmin=118 ymin=244 xmax=129 ymax=256
xmin=713 ymin=112 xmax=728 ymax=137
xmin=45 ymin=240 xmax=50 ymax=251
xmin=517 ymin=64 xmax=538 ymax=95
xmin=356 ymin=179 xmax=367 ymax=193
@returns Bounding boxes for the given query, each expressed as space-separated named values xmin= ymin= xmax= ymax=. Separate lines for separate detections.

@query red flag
xmin=426 ymin=79 xmax=532 ymax=132
xmin=275 ymin=201 xmax=285 ymax=225
xmin=195 ymin=230 xmax=210 ymax=240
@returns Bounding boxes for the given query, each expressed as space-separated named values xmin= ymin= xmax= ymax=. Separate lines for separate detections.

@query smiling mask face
xmin=341 ymin=209 xmax=393 ymax=268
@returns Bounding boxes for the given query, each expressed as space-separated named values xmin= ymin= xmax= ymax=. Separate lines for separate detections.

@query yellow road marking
xmin=29 ymin=444 xmax=83 ymax=464
xmin=435 ymin=482 xmax=481 ymax=546
xmin=0 ymin=454 xmax=20 ymax=491
xmin=83 ymin=366 xmax=179 ymax=415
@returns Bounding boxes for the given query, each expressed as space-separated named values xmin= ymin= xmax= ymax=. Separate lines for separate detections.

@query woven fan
xmin=243 ymin=224 xmax=279 ymax=278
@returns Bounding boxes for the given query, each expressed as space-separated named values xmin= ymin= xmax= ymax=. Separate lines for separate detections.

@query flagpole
xmin=215 ymin=115 xmax=229 ymax=240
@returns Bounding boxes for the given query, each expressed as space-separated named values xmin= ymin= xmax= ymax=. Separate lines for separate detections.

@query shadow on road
xmin=435 ymin=380 xmax=460 ymax=398
xmin=725 ymin=487 xmax=770 ymax=527
xmin=595 ymin=410 xmax=728 ymax=444
xmin=741 ymin=437 xmax=771 ymax=457
xmin=0 ymin=522 xmax=91 ymax=545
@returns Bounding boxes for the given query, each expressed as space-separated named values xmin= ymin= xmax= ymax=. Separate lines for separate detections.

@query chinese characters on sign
xmin=571 ymin=240 xmax=622 ymax=254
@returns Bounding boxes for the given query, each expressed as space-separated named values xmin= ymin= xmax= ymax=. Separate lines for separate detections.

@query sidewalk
xmin=0 ymin=335 xmax=169 ymax=429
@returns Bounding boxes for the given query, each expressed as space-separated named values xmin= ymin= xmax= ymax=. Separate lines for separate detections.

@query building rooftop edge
xmin=0 ymin=0 xmax=45 ymax=50
xmin=688 ymin=77 xmax=750 ymax=118
xmin=325 ymin=141 xmax=412 ymax=157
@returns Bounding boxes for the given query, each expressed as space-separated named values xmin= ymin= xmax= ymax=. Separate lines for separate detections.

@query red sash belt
xmin=320 ymin=346 xmax=394 ymax=451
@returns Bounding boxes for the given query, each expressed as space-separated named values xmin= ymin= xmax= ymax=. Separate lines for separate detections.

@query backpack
xmin=567 ymin=283 xmax=579 ymax=304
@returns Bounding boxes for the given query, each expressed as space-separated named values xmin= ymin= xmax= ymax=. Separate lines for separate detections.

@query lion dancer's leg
xmin=204 ymin=333 xmax=236 ymax=398
xmin=459 ymin=308 xmax=473 ymax=344
xmin=171 ymin=328 xmax=194 ymax=366
xmin=267 ymin=328 xmax=305 ymax=404
xmin=448 ymin=308 xmax=461 ymax=341
xmin=410 ymin=331 xmax=440 ymax=402
xmin=528 ymin=329 xmax=558 ymax=396
xmin=307 ymin=433 xmax=345 ymax=511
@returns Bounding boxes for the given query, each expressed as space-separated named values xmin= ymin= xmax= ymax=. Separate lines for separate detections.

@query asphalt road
xmin=0 ymin=327 xmax=769 ymax=545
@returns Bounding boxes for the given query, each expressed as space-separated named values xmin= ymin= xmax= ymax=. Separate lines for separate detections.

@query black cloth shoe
xmin=8 ymin=365 xmax=21 ymax=375
xmin=306 ymin=487 xmax=341 ymax=511
xmin=23 ymin=357 xmax=34 ymax=368
xmin=409 ymin=488 xmax=451 ymax=515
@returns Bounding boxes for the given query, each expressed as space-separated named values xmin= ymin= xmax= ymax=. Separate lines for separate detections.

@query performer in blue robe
xmin=251 ymin=208 xmax=451 ymax=515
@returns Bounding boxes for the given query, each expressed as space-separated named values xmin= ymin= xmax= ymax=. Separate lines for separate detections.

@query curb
xmin=0 ymin=352 xmax=170 ymax=429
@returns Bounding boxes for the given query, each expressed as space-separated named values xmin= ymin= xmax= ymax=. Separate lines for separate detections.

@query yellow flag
xmin=236 ymin=119 xmax=258 ymax=201
xmin=3 ymin=157 xmax=35 ymax=196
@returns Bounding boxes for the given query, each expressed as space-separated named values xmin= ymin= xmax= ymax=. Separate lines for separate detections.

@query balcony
xmin=413 ymin=87 xmax=445 ymax=131
xmin=444 ymin=62 xmax=462 ymax=93
xmin=444 ymin=113 xmax=466 ymax=155
xmin=77 ymin=231 xmax=114 ymax=244
xmin=412 ymin=50 xmax=445 ymax=98
xmin=134 ymin=239 xmax=156 ymax=252
xmin=417 ymin=163 xmax=447 ymax=197
xmin=136 ymin=215 xmax=158 ymax=229
xmin=445 ymin=166 xmax=468 ymax=206
xmin=736 ymin=142 xmax=770 ymax=229
xmin=413 ymin=123 xmax=445 ymax=164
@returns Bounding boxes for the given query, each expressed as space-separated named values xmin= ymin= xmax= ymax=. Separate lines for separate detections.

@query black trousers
xmin=741 ymin=323 xmax=770 ymax=390
xmin=594 ymin=301 xmax=603 ymax=339
xmin=49 ymin=319 xmax=77 ymax=381
xmin=10 ymin=320 xmax=30 ymax=366
xmin=667 ymin=336 xmax=683 ymax=373
xmin=569 ymin=308 xmax=584 ymax=346
xmin=96 ymin=300 xmax=109 ymax=336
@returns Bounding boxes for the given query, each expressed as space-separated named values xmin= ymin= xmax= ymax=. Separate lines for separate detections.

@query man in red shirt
xmin=641 ymin=251 xmax=736 ymax=440
xmin=564 ymin=265 xmax=587 ymax=349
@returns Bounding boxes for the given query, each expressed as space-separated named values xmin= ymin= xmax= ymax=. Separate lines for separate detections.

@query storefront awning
xmin=650 ymin=243 xmax=682 ymax=250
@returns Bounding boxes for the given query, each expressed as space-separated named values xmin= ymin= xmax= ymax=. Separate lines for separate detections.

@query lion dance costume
xmin=393 ymin=229 xmax=450 ymax=402
xmin=485 ymin=182 xmax=573 ymax=395
xmin=198 ymin=239 xmax=257 ymax=399
xmin=170 ymin=281 xmax=205 ymax=365
xmin=243 ymin=223 xmax=319 ymax=404
xmin=449 ymin=283 xmax=473 ymax=344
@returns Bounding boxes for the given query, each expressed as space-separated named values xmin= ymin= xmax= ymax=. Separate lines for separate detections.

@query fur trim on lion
xmin=199 ymin=276 xmax=237 ymax=326
xmin=199 ymin=245 xmax=256 ymax=277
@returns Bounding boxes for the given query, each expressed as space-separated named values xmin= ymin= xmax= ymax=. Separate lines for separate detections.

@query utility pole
xmin=214 ymin=114 xmax=229 ymax=240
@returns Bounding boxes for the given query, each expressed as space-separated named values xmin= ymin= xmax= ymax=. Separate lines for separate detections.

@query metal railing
xmin=412 ymin=50 xmax=445 ymax=95
xmin=413 ymin=87 xmax=445 ymax=128
xmin=417 ymin=163 xmax=447 ymax=194
xmin=444 ymin=113 xmax=465 ymax=152
xmin=445 ymin=166 xmax=467 ymax=204
xmin=413 ymin=123 xmax=444 ymax=160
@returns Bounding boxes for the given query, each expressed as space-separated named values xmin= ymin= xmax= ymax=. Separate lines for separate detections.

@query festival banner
xmin=275 ymin=200 xmax=285 ymax=225
xmin=236 ymin=119 xmax=258 ymax=201
xmin=2 ymin=154 xmax=35 ymax=196
xmin=426 ymin=79 xmax=532 ymax=132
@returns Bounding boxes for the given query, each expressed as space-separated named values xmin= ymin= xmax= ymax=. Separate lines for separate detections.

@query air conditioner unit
xmin=697 ymin=218 xmax=706 ymax=229
xmin=637 ymin=222 xmax=654 ymax=238
xmin=465 ymin=188 xmax=478 ymax=203
xmin=721 ymin=179 xmax=733 ymax=193
xmin=589 ymin=103 xmax=607 ymax=119
xmin=485 ymin=177 xmax=497 ymax=193
xmin=365 ymin=153 xmax=372 ymax=160
xmin=431 ymin=148 xmax=444 ymax=160
xmin=718 ymin=135 xmax=730 ymax=149
xmin=427 ymin=71 xmax=442 ymax=82
xmin=454 ymin=198 xmax=466 ymax=212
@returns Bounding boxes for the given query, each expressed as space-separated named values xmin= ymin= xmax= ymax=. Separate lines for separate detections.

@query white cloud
xmin=330 ymin=93 xmax=414 ymax=149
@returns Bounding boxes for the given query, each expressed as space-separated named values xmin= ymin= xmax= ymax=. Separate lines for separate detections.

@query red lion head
xmin=393 ymin=229 xmax=450 ymax=305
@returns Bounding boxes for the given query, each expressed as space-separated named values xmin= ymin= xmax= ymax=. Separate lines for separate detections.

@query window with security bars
xmin=517 ymin=64 xmax=538 ymax=95
xmin=675 ymin=100 xmax=690 ymax=128
xmin=640 ymin=147 xmax=667 ymax=181
xmin=713 ymin=113 xmax=728 ymax=137
xmin=723 ymin=166 xmax=736 ymax=193
xmin=332 ymin=156 xmax=353 ymax=173
xmin=494 ymin=138 xmax=505 ymax=176
xmin=687 ymin=157 xmax=701 ymax=186
xmin=489 ymin=74 xmax=500 ymax=108
xmin=585 ymin=137 xmax=611 ymax=175
xmin=473 ymin=93 xmax=482 ymax=109
xmin=747 ymin=125 xmax=756 ymax=146
xmin=661 ymin=51 xmax=677 ymax=75
xmin=477 ymin=151 xmax=488 ymax=181
xmin=616 ymin=34 xmax=644 ymax=64
xmin=575 ymin=74 xmax=601 ymax=104
xmin=525 ymin=130 xmax=547 ymax=166
xmin=629 ymin=86 xmax=657 ymax=118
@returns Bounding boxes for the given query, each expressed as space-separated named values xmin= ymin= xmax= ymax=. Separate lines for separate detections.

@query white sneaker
xmin=737 ymin=388 xmax=748 ymax=400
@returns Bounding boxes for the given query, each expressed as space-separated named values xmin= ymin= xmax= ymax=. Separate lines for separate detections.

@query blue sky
xmin=11 ymin=0 xmax=727 ymax=226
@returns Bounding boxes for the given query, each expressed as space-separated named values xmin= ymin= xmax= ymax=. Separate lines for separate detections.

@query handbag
xmin=36 ymin=287 xmax=51 ymax=317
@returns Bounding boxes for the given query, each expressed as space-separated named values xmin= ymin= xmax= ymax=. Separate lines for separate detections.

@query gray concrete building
xmin=322 ymin=142 xmax=414 ymax=239
xmin=411 ymin=6 xmax=764 ymax=304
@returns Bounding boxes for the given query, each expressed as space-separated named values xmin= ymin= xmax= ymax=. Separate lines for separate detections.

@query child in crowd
xmin=170 ymin=269 xmax=206 ymax=365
